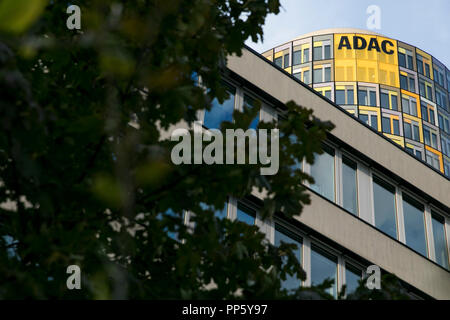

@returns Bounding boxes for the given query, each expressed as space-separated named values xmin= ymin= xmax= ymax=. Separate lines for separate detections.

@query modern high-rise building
xmin=192 ymin=28 xmax=450 ymax=299
xmin=262 ymin=28 xmax=450 ymax=178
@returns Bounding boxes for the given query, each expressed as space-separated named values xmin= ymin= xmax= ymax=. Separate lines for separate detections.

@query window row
xmin=434 ymin=66 xmax=446 ymax=88
xmin=196 ymin=79 xmax=450 ymax=271
xmin=187 ymin=198 xmax=368 ymax=297
xmin=398 ymin=45 xmax=450 ymax=95
xmin=273 ymin=40 xmax=332 ymax=69
xmin=271 ymin=41 xmax=450 ymax=95
xmin=203 ymin=79 xmax=450 ymax=180
xmin=202 ymin=84 xmax=261 ymax=130
xmin=299 ymin=142 xmax=450 ymax=270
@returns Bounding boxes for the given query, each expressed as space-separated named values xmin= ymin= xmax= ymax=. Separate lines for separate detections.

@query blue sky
xmin=245 ymin=0 xmax=450 ymax=67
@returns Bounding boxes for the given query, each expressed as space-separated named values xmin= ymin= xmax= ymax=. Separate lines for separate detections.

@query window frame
xmin=398 ymin=48 xmax=414 ymax=70
xmin=313 ymin=40 xmax=332 ymax=61
xmin=310 ymin=242 xmax=339 ymax=298
xmin=202 ymin=81 xmax=237 ymax=129
xmin=370 ymin=171 xmax=400 ymax=240
xmin=335 ymin=85 xmax=356 ymax=105
xmin=429 ymin=208 xmax=450 ymax=270
xmin=401 ymin=191 xmax=429 ymax=258
xmin=313 ymin=64 xmax=332 ymax=84
xmin=380 ymin=89 xmax=399 ymax=111
xmin=341 ymin=154 xmax=359 ymax=216
xmin=358 ymin=86 xmax=378 ymax=107
xmin=308 ymin=143 xmax=337 ymax=203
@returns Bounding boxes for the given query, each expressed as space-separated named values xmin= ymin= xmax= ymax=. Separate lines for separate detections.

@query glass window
xmin=391 ymin=95 xmax=398 ymax=110
xmin=403 ymin=194 xmax=427 ymax=257
xmin=413 ymin=124 xmax=420 ymax=142
xmin=432 ymin=108 xmax=440 ymax=124
xmin=289 ymin=134 xmax=303 ymax=172
xmin=324 ymin=67 xmax=331 ymax=82
xmin=419 ymin=82 xmax=426 ymax=97
xmin=345 ymin=264 xmax=361 ymax=295
xmin=293 ymin=50 xmax=301 ymax=66
xmin=373 ymin=175 xmax=397 ymax=239
xmin=336 ymin=90 xmax=346 ymax=105
xmin=370 ymin=91 xmax=376 ymax=106
xmin=314 ymin=46 xmax=322 ymax=60
xmin=426 ymin=86 xmax=432 ymax=101
xmin=393 ymin=119 xmax=400 ymax=135
xmin=409 ymin=77 xmax=415 ymax=93
xmin=432 ymin=133 xmax=438 ymax=149
xmin=274 ymin=56 xmax=282 ymax=68
xmin=324 ymin=90 xmax=331 ymax=100
xmin=275 ymin=224 xmax=303 ymax=290
xmin=415 ymin=150 xmax=422 ymax=159
xmin=406 ymin=147 xmax=414 ymax=155
xmin=358 ymin=90 xmax=368 ymax=105
xmin=438 ymin=114 xmax=444 ymax=129
xmin=347 ymin=89 xmax=354 ymax=105
xmin=436 ymin=90 xmax=442 ymax=107
xmin=370 ymin=114 xmax=378 ymax=130
xmin=303 ymin=70 xmax=310 ymax=84
xmin=303 ymin=48 xmax=310 ymax=63
xmin=442 ymin=136 xmax=449 ymax=157
xmin=400 ymin=75 xmax=408 ymax=90
xmin=410 ymin=100 xmax=417 ymax=116
xmin=442 ymin=136 xmax=448 ymax=157
xmin=204 ymin=85 xmax=235 ymax=129
xmin=342 ymin=156 xmax=358 ymax=215
xmin=426 ymin=150 xmax=440 ymax=170
xmin=404 ymin=122 xmax=412 ymax=139
xmin=324 ymin=45 xmax=331 ymax=60
xmin=381 ymin=92 xmax=389 ymax=109
xmin=425 ymin=64 xmax=430 ymax=78
xmin=403 ymin=98 xmax=410 ymax=115
xmin=447 ymin=73 xmax=450 ymax=92
xmin=359 ymin=114 xmax=369 ymax=124
xmin=382 ymin=117 xmax=391 ymax=133
xmin=311 ymin=245 xmax=337 ymax=298
xmin=421 ymin=105 xmax=428 ymax=122
xmin=337 ymin=88 xmax=355 ymax=105
xmin=236 ymin=202 xmax=256 ymax=225
xmin=310 ymin=145 xmax=335 ymax=202
xmin=243 ymin=94 xmax=259 ymax=130
xmin=284 ymin=54 xmax=290 ymax=68
xmin=424 ymin=128 xmax=431 ymax=146
xmin=293 ymin=72 xmax=301 ymax=80
xmin=417 ymin=55 xmax=424 ymax=74
xmin=314 ymin=68 xmax=323 ymax=83
xmin=398 ymin=52 xmax=406 ymax=68
xmin=407 ymin=55 xmax=413 ymax=70
xmin=431 ymin=212 xmax=449 ymax=269
xmin=359 ymin=88 xmax=376 ymax=106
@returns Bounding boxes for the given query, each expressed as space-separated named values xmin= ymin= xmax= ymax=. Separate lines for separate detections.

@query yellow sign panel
xmin=334 ymin=34 xmax=399 ymax=87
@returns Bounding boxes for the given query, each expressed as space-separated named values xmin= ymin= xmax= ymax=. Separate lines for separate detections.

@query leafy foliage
xmin=0 ymin=0 xmax=408 ymax=300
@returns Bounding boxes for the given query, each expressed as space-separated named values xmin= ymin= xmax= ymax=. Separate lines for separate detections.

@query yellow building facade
xmin=262 ymin=29 xmax=450 ymax=177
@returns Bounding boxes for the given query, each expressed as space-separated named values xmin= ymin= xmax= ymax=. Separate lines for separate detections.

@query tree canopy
xmin=0 ymin=0 xmax=409 ymax=300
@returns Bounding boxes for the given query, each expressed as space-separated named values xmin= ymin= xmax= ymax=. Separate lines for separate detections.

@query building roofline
xmin=289 ymin=27 xmax=384 ymax=42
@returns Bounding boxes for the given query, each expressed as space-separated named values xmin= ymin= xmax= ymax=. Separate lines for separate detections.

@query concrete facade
xmin=224 ymin=46 xmax=450 ymax=299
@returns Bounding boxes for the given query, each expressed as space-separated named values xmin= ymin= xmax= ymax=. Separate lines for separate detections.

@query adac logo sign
xmin=338 ymin=35 xmax=395 ymax=55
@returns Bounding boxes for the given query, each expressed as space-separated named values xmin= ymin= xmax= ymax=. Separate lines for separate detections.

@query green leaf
xmin=0 ymin=0 xmax=48 ymax=34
